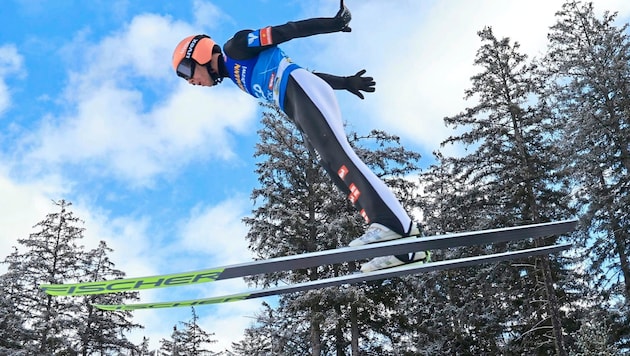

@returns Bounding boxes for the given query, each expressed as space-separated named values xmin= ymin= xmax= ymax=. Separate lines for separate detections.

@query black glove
xmin=335 ymin=0 xmax=352 ymax=32
xmin=345 ymin=70 xmax=375 ymax=99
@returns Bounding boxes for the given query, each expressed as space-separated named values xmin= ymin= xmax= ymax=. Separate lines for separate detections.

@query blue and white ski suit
xmin=221 ymin=17 xmax=414 ymax=236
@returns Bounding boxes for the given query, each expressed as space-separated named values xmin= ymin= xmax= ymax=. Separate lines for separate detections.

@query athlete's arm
xmin=224 ymin=5 xmax=351 ymax=60
xmin=315 ymin=70 xmax=376 ymax=99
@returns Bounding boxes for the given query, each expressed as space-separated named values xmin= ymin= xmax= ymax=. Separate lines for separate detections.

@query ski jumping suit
xmin=222 ymin=16 xmax=414 ymax=236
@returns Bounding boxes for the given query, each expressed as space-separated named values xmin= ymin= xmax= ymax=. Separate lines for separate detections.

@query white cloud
xmin=61 ymin=14 xmax=194 ymax=82
xmin=0 ymin=169 xmax=69 ymax=271
xmin=178 ymin=196 xmax=252 ymax=260
xmin=324 ymin=1 xmax=562 ymax=155
xmin=28 ymin=81 xmax=256 ymax=184
xmin=0 ymin=44 xmax=22 ymax=77
xmin=79 ymin=206 xmax=156 ymax=276
xmin=119 ymin=195 xmax=262 ymax=352
xmin=0 ymin=44 xmax=23 ymax=118
xmin=0 ymin=162 xmax=261 ymax=351
xmin=23 ymin=13 xmax=258 ymax=185
xmin=192 ymin=0 xmax=230 ymax=30
xmin=304 ymin=0 xmax=630 ymax=158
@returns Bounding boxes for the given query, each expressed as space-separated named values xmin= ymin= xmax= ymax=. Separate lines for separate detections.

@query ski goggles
xmin=177 ymin=58 xmax=223 ymax=85
xmin=176 ymin=34 xmax=210 ymax=80
xmin=176 ymin=58 xmax=196 ymax=80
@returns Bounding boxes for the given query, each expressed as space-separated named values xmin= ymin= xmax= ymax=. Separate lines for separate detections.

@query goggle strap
xmin=185 ymin=34 xmax=211 ymax=60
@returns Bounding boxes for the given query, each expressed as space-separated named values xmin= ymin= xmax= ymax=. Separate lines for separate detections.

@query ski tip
xmin=40 ymin=284 xmax=70 ymax=296
xmin=92 ymin=304 xmax=118 ymax=311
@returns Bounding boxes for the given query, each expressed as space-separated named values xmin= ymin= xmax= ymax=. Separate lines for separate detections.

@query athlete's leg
xmin=282 ymin=69 xmax=413 ymax=236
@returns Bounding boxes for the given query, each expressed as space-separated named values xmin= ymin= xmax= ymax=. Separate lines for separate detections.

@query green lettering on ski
xmin=93 ymin=293 xmax=250 ymax=310
xmin=40 ymin=268 xmax=225 ymax=296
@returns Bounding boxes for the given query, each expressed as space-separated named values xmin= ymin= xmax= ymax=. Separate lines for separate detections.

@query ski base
xmin=93 ymin=243 xmax=571 ymax=310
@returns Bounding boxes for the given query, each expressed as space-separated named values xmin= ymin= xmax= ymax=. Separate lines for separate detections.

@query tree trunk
xmin=539 ymin=256 xmax=568 ymax=356
xmin=610 ymin=214 xmax=630 ymax=302
xmin=351 ymin=304 xmax=359 ymax=356
xmin=335 ymin=304 xmax=344 ymax=356
xmin=310 ymin=311 xmax=322 ymax=356
xmin=512 ymin=104 xmax=568 ymax=355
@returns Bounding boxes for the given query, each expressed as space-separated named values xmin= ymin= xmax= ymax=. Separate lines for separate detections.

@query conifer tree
xmin=137 ymin=337 xmax=152 ymax=355
xmin=421 ymin=26 xmax=576 ymax=354
xmin=158 ymin=308 xmax=218 ymax=355
xmin=1 ymin=200 xmax=85 ymax=354
xmin=230 ymin=302 xmax=307 ymax=355
xmin=229 ymin=304 xmax=275 ymax=355
xmin=0 ymin=200 xmax=143 ymax=355
xmin=242 ymin=103 xmax=364 ymax=355
xmin=158 ymin=326 xmax=179 ymax=356
xmin=544 ymin=0 xmax=630 ymax=310
xmin=240 ymin=103 xmax=423 ymax=354
xmin=76 ymin=240 xmax=142 ymax=355
xmin=175 ymin=307 xmax=217 ymax=355
xmin=0 ymin=275 xmax=30 ymax=355
xmin=572 ymin=313 xmax=621 ymax=355
xmin=543 ymin=1 xmax=630 ymax=349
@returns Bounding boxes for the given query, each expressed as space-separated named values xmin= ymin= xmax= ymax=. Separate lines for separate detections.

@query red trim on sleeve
xmin=260 ymin=26 xmax=273 ymax=46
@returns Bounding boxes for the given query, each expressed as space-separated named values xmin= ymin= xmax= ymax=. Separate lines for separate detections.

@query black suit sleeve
xmin=223 ymin=17 xmax=345 ymax=60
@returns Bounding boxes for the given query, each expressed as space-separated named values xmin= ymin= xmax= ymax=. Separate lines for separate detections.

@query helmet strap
xmin=205 ymin=53 xmax=224 ymax=85
xmin=205 ymin=63 xmax=223 ymax=85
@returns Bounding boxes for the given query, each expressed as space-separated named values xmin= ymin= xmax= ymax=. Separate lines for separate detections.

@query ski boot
xmin=349 ymin=223 xmax=420 ymax=247
xmin=361 ymin=251 xmax=431 ymax=273
xmin=349 ymin=223 xmax=431 ymax=273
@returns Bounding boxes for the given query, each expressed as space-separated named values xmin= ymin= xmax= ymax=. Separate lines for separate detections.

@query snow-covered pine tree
xmin=158 ymin=326 xmax=180 ymax=356
xmin=158 ymin=308 xmax=218 ymax=356
xmin=572 ymin=312 xmax=621 ymax=356
xmin=544 ymin=2 xmax=630 ymax=342
xmin=242 ymin=103 xmax=360 ymax=355
xmin=76 ymin=240 xmax=142 ymax=354
xmin=173 ymin=307 xmax=217 ymax=355
xmin=239 ymin=103 xmax=423 ymax=355
xmin=0 ymin=275 xmax=30 ymax=355
xmin=1 ymin=200 xmax=86 ymax=354
xmin=421 ymin=26 xmax=577 ymax=354
xmin=229 ymin=302 xmax=302 ymax=355
xmin=0 ymin=200 xmax=144 ymax=355
xmin=136 ymin=336 xmax=152 ymax=355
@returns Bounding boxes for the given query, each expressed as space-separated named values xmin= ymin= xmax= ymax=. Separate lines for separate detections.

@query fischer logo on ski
xmin=41 ymin=268 xmax=225 ymax=296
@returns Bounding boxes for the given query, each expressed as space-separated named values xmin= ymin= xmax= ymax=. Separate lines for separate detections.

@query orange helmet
xmin=172 ymin=34 xmax=216 ymax=79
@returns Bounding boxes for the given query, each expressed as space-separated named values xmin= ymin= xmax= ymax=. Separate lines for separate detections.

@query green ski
xmin=93 ymin=244 xmax=571 ymax=310
xmin=41 ymin=219 xmax=577 ymax=296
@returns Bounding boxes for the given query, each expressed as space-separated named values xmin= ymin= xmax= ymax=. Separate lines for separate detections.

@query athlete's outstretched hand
xmin=345 ymin=70 xmax=375 ymax=99
xmin=336 ymin=0 xmax=352 ymax=32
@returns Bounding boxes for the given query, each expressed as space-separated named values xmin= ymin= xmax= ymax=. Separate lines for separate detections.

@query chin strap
xmin=204 ymin=64 xmax=223 ymax=86
xmin=203 ymin=52 xmax=224 ymax=86
xmin=210 ymin=69 xmax=223 ymax=85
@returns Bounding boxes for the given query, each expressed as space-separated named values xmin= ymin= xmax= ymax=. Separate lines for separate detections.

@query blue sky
xmin=2 ymin=0 xmax=630 ymax=352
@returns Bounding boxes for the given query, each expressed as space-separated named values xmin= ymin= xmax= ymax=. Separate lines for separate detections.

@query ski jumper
xmin=222 ymin=17 xmax=413 ymax=236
